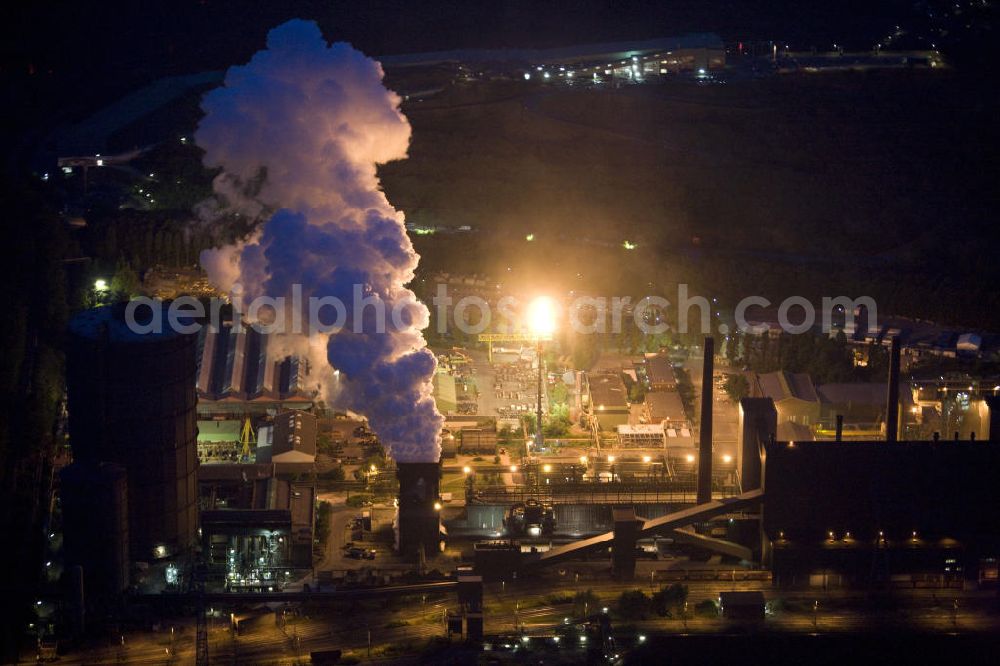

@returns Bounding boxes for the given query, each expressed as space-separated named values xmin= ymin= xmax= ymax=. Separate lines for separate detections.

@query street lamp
xmin=527 ymin=296 xmax=556 ymax=452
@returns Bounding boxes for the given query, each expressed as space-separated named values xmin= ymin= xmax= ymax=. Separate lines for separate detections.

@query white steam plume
xmin=195 ymin=19 xmax=442 ymax=462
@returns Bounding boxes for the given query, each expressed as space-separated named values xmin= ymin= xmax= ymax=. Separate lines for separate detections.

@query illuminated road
xmin=483 ymin=576 xmax=1000 ymax=639
xmin=41 ymin=575 xmax=1000 ymax=665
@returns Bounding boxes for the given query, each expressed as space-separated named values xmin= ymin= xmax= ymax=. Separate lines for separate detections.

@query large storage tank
xmin=60 ymin=462 xmax=130 ymax=605
xmin=67 ymin=303 xmax=199 ymax=561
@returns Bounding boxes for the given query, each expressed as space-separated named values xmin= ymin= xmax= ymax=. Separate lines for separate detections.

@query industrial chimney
xmin=697 ymin=337 xmax=714 ymax=504
xmin=737 ymin=397 xmax=777 ymax=491
xmin=885 ymin=336 xmax=901 ymax=443
xmin=396 ymin=462 xmax=443 ymax=561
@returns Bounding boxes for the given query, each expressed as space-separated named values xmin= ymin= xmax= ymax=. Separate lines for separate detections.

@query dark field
xmin=381 ymin=69 xmax=998 ymax=326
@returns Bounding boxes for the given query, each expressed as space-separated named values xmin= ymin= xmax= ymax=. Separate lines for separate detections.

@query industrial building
xmin=198 ymin=463 xmax=316 ymax=574
xmin=643 ymin=354 xmax=677 ymax=391
xmin=753 ymin=370 xmax=821 ymax=428
xmin=196 ymin=324 xmax=318 ymax=416
xmin=460 ymin=427 xmax=497 ymax=454
xmin=755 ymin=371 xmax=920 ymax=440
xmin=256 ymin=409 xmax=318 ymax=464
xmin=66 ymin=303 xmax=199 ymax=563
xmin=643 ymin=390 xmax=688 ymax=427
xmin=585 ymin=371 xmax=630 ymax=431
xmin=463 ymin=337 xmax=1000 ymax=594
xmin=815 ymin=382 xmax=914 ymax=438
xmin=616 ymin=424 xmax=668 ymax=449
xmin=197 ymin=418 xmax=245 ymax=464
xmin=379 ymin=33 xmax=726 ymax=76
xmin=761 ymin=438 xmax=1000 ymax=588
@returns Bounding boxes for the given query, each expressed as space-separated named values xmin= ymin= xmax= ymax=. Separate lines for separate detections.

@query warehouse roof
xmin=757 ymin=371 xmax=819 ymax=404
xmin=645 ymin=354 xmax=677 ymax=387
xmin=589 ymin=372 xmax=628 ymax=410
xmin=645 ymin=391 xmax=687 ymax=423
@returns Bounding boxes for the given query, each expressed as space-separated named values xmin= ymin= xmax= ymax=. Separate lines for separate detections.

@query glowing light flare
xmin=527 ymin=296 xmax=557 ymax=339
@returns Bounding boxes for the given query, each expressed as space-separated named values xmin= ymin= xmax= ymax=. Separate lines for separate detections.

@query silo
xmin=67 ymin=303 xmax=199 ymax=561
xmin=59 ymin=462 xmax=130 ymax=607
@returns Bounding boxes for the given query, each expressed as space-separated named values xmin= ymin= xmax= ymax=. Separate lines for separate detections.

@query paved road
xmin=315 ymin=492 xmax=357 ymax=571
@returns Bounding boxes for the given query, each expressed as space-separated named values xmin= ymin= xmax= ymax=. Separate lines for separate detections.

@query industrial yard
xmin=5 ymin=2 xmax=1000 ymax=664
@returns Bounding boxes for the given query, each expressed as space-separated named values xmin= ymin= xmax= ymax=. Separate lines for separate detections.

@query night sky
xmin=3 ymin=0 xmax=985 ymax=138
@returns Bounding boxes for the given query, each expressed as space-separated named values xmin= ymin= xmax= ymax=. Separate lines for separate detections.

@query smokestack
xmin=396 ymin=462 xmax=442 ymax=561
xmin=885 ymin=336 xmax=901 ymax=443
xmin=835 ymin=414 xmax=844 ymax=442
xmin=737 ymin=397 xmax=776 ymax=491
xmin=697 ymin=337 xmax=714 ymax=504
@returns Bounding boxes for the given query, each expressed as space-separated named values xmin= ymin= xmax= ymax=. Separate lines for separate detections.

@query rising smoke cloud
xmin=196 ymin=19 xmax=442 ymax=463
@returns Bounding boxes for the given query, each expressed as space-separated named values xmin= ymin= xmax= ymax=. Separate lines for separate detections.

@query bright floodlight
xmin=94 ymin=279 xmax=108 ymax=292
xmin=527 ymin=296 xmax=557 ymax=339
